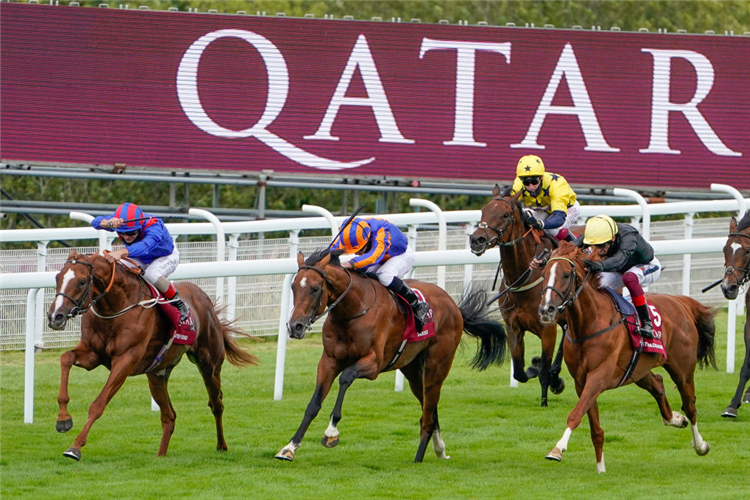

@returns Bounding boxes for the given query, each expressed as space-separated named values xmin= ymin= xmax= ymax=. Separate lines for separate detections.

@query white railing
xmin=2 ymin=193 xmax=748 ymax=423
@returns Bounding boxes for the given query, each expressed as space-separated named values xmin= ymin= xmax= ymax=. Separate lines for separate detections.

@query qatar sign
xmin=1 ymin=3 xmax=748 ymax=189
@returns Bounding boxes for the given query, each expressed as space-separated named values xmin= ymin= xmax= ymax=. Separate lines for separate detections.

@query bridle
xmin=475 ymin=197 xmax=536 ymax=252
xmin=54 ymin=258 xmax=116 ymax=318
xmin=541 ymin=256 xmax=591 ymax=314
xmin=725 ymin=231 xmax=750 ymax=289
xmin=294 ymin=264 xmax=375 ymax=331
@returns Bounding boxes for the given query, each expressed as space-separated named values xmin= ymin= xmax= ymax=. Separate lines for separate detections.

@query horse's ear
xmin=730 ymin=216 xmax=737 ymax=233
xmin=319 ymin=252 xmax=331 ymax=267
xmin=512 ymin=190 xmax=523 ymax=201
xmin=297 ymin=251 xmax=305 ymax=268
xmin=67 ymin=249 xmax=77 ymax=259
xmin=492 ymin=184 xmax=501 ymax=197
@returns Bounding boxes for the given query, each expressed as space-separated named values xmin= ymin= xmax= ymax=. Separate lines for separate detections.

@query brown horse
xmin=538 ymin=242 xmax=716 ymax=473
xmin=275 ymin=249 xmax=507 ymax=463
xmin=46 ymin=250 xmax=257 ymax=461
xmin=469 ymin=184 xmax=565 ymax=406
xmin=719 ymin=214 xmax=750 ymax=418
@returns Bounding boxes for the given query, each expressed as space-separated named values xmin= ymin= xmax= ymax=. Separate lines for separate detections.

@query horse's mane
xmin=736 ymin=212 xmax=750 ymax=232
xmin=304 ymin=248 xmax=343 ymax=267
xmin=552 ymin=241 xmax=606 ymax=290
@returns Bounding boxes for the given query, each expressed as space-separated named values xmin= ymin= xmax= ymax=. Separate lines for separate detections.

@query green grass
xmin=2 ymin=310 xmax=749 ymax=499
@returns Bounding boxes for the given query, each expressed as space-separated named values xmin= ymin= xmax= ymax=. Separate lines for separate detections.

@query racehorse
xmin=469 ymin=184 xmax=565 ymax=406
xmin=538 ymin=242 xmax=716 ymax=473
xmin=46 ymin=250 xmax=257 ymax=460
xmin=275 ymin=249 xmax=508 ymax=463
xmin=719 ymin=214 xmax=750 ymax=418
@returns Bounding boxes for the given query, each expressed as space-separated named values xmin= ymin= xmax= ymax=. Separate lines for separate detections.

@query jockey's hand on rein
xmin=582 ymin=259 xmax=604 ymax=272
xmin=523 ymin=213 xmax=543 ymax=230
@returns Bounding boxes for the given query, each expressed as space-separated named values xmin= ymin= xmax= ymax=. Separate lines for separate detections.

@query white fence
xmin=1 ymin=189 xmax=748 ymax=423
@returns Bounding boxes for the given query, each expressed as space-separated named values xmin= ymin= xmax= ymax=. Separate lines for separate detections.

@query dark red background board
xmin=2 ymin=3 xmax=748 ymax=189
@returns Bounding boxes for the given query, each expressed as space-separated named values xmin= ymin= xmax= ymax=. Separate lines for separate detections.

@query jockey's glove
xmin=582 ymin=259 xmax=604 ymax=272
xmin=523 ymin=213 xmax=544 ymax=230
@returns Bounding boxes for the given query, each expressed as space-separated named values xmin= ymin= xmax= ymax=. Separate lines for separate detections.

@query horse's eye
xmin=503 ymin=213 xmax=510 ymax=218
xmin=563 ymin=272 xmax=571 ymax=279
xmin=79 ymin=279 xmax=87 ymax=286
xmin=311 ymin=285 xmax=320 ymax=293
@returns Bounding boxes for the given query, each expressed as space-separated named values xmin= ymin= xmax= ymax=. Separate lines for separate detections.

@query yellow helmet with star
xmin=516 ymin=155 xmax=545 ymax=177
xmin=584 ymin=215 xmax=619 ymax=245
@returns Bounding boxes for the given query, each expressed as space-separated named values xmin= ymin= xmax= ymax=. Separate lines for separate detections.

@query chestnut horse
xmin=538 ymin=242 xmax=716 ymax=473
xmin=275 ymin=249 xmax=508 ymax=463
xmin=469 ymin=185 xmax=565 ymax=406
xmin=46 ymin=250 xmax=257 ymax=461
xmin=719 ymin=214 xmax=750 ymax=418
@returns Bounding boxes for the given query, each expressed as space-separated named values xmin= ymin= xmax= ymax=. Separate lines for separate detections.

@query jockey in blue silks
xmin=333 ymin=217 xmax=429 ymax=326
xmin=92 ymin=202 xmax=191 ymax=326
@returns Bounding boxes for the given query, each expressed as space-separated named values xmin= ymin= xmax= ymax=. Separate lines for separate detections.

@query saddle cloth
xmin=146 ymin=283 xmax=196 ymax=346
xmin=602 ymin=287 xmax=666 ymax=359
xmin=394 ymin=289 xmax=435 ymax=342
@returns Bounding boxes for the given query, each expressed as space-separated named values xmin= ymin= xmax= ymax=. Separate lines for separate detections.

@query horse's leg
xmin=276 ymin=355 xmax=340 ymax=462
xmin=664 ymin=366 xmax=710 ymax=456
xmin=509 ymin=327 xmax=533 ymax=383
xmin=634 ymin=371 xmax=687 ymax=428
xmin=546 ymin=372 xmax=607 ymax=464
xmin=537 ymin=325 xmax=558 ymax=407
xmin=722 ymin=321 xmax=750 ymax=417
xmin=400 ymin=355 xmax=449 ymax=459
xmin=321 ymin=353 xmax=380 ymax=449
xmin=549 ymin=328 xmax=566 ymax=395
xmin=413 ymin=345 xmax=455 ymax=463
xmin=56 ymin=344 xmax=100 ymax=433
xmin=63 ymin=353 xmax=140 ymax=461
xmin=146 ymin=366 xmax=177 ymax=457
xmin=587 ymin=401 xmax=606 ymax=474
xmin=195 ymin=353 xmax=228 ymax=451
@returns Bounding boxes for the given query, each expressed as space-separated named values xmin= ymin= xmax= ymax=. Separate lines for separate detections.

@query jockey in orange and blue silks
xmin=333 ymin=217 xmax=430 ymax=326
xmin=92 ymin=202 xmax=191 ymax=326
xmin=510 ymin=155 xmax=580 ymax=242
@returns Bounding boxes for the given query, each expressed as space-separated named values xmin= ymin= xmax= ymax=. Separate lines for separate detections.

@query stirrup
xmin=638 ymin=325 xmax=655 ymax=339
xmin=413 ymin=301 xmax=430 ymax=325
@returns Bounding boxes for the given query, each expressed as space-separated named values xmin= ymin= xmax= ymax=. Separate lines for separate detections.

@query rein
xmin=299 ymin=265 xmax=375 ymax=328
xmin=542 ymin=257 xmax=592 ymax=314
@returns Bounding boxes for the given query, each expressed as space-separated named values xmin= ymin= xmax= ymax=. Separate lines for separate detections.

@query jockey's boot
xmin=635 ymin=303 xmax=654 ymax=339
xmin=171 ymin=292 xmax=192 ymax=325
xmin=387 ymin=277 xmax=430 ymax=326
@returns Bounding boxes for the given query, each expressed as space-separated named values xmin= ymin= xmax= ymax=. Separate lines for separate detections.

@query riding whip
xmin=701 ymin=278 xmax=723 ymax=293
xmin=327 ymin=204 xmax=365 ymax=250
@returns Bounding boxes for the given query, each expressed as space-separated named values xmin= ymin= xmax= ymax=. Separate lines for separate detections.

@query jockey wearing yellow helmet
xmin=510 ymin=155 xmax=580 ymax=242
xmin=576 ymin=215 xmax=662 ymax=338
xmin=333 ymin=217 xmax=430 ymax=327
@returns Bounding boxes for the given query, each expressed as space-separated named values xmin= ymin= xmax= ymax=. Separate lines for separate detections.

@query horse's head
xmin=721 ymin=214 xmax=750 ymax=300
xmin=469 ymin=185 xmax=524 ymax=256
xmin=538 ymin=242 xmax=590 ymax=325
xmin=287 ymin=249 xmax=341 ymax=339
xmin=47 ymin=250 xmax=98 ymax=330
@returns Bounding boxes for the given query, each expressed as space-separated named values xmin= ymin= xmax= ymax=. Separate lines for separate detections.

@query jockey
xmin=91 ymin=203 xmax=191 ymax=328
xmin=510 ymin=155 xmax=579 ymax=242
xmin=576 ymin=215 xmax=662 ymax=338
xmin=333 ymin=217 xmax=430 ymax=327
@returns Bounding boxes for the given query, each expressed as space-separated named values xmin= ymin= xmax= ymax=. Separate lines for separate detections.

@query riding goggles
xmin=521 ymin=176 xmax=542 ymax=186
xmin=120 ymin=229 xmax=140 ymax=237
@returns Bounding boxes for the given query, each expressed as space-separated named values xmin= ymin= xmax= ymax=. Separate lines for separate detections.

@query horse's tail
xmin=220 ymin=318 xmax=260 ymax=367
xmin=458 ymin=286 xmax=508 ymax=371
xmin=685 ymin=297 xmax=718 ymax=370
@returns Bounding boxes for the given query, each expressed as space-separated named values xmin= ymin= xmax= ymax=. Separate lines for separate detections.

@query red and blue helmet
xmin=337 ymin=218 xmax=371 ymax=253
xmin=113 ymin=203 xmax=145 ymax=233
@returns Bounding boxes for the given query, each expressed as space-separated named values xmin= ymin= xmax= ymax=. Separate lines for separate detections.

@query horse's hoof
xmin=545 ymin=447 xmax=563 ymax=462
xmin=275 ymin=449 xmax=294 ymax=461
xmin=721 ymin=407 xmax=738 ymax=418
xmin=551 ymin=378 xmax=565 ymax=395
xmin=540 ymin=398 xmax=548 ymax=408
xmin=531 ymin=356 xmax=542 ymax=368
xmin=56 ymin=417 xmax=73 ymax=433
xmin=63 ymin=447 xmax=81 ymax=461
xmin=321 ymin=435 xmax=339 ymax=448
xmin=743 ymin=394 xmax=750 ymax=405
xmin=696 ymin=442 xmax=710 ymax=457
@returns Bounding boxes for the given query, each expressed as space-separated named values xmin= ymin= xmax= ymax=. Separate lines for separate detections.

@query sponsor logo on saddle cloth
xmin=146 ymin=283 xmax=196 ymax=346
xmin=395 ymin=289 xmax=435 ymax=342
xmin=627 ymin=302 xmax=666 ymax=359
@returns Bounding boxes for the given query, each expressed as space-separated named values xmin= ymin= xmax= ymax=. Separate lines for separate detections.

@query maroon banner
xmin=1 ymin=3 xmax=748 ymax=189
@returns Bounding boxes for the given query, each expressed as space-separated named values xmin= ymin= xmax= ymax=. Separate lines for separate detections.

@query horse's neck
xmin=326 ymin=267 xmax=371 ymax=318
xmin=499 ymin=231 xmax=546 ymax=282
xmin=566 ymin=279 xmax=616 ymax=338
xmin=92 ymin=262 xmax=145 ymax=313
